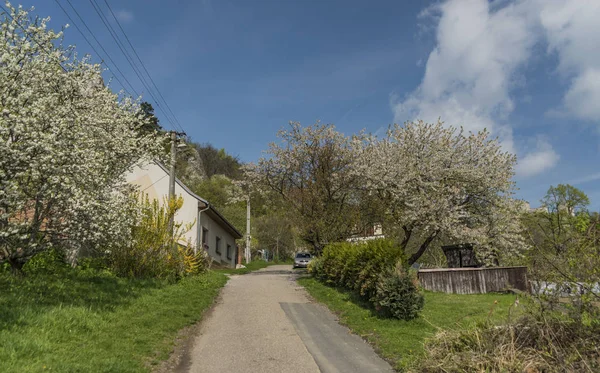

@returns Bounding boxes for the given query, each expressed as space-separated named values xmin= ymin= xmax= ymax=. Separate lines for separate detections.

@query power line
xmin=62 ymin=0 xmax=139 ymax=96
xmin=103 ymin=0 xmax=184 ymax=132
xmin=3 ymin=2 xmax=184 ymax=135
xmin=88 ymin=0 xmax=149 ymax=94
xmin=87 ymin=0 xmax=180 ymax=132
xmin=0 ymin=4 xmax=133 ymax=131
xmin=54 ymin=0 xmax=139 ymax=97
xmin=141 ymin=173 xmax=168 ymax=192
xmin=65 ymin=0 xmax=179 ymax=133
xmin=100 ymin=2 xmax=182 ymax=133
xmin=91 ymin=0 xmax=180 ymax=132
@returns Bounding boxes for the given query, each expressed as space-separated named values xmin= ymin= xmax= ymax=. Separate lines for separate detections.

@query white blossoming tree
xmin=0 ymin=4 xmax=161 ymax=272
xmin=356 ymin=120 xmax=526 ymax=265
xmin=246 ymin=122 xmax=368 ymax=252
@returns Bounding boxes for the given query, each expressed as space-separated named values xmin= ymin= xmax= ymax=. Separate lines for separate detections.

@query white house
xmin=125 ymin=161 xmax=243 ymax=268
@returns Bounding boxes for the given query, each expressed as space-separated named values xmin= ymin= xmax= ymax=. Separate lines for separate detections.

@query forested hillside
xmin=175 ymin=139 xmax=246 ymax=231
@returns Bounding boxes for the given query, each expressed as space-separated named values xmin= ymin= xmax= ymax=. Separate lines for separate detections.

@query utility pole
xmin=245 ymin=195 xmax=251 ymax=264
xmin=168 ymin=131 xmax=177 ymax=236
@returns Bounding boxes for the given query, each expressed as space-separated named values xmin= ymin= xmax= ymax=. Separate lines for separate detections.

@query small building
xmin=442 ymin=244 xmax=480 ymax=268
xmin=125 ymin=161 xmax=243 ymax=267
xmin=347 ymin=223 xmax=385 ymax=243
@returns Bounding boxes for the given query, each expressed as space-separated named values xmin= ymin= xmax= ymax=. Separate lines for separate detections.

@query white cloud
xmin=392 ymin=0 xmax=600 ymax=178
xmin=537 ymin=0 xmax=600 ymax=121
xmin=116 ymin=10 xmax=134 ymax=23
xmin=394 ymin=0 xmax=600 ymax=179
xmin=392 ymin=0 xmax=539 ymax=153
xmin=563 ymin=68 xmax=600 ymax=121
xmin=569 ymin=171 xmax=600 ymax=186
xmin=515 ymin=138 xmax=560 ymax=177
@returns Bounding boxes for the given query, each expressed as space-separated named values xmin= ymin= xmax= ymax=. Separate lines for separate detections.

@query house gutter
xmin=197 ymin=201 xmax=210 ymax=254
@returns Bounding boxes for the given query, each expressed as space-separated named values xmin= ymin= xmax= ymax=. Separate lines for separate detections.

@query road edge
xmin=295 ymin=276 xmax=400 ymax=372
xmin=152 ymin=278 xmax=230 ymax=373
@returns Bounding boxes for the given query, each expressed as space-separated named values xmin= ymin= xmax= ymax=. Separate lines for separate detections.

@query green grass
xmin=214 ymin=259 xmax=288 ymax=275
xmin=0 ymin=267 xmax=228 ymax=373
xmin=298 ymin=277 xmax=522 ymax=371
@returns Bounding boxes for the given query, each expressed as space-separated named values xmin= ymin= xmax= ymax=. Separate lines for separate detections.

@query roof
xmin=154 ymin=161 xmax=243 ymax=239
xmin=205 ymin=206 xmax=243 ymax=239
xmin=155 ymin=161 xmax=209 ymax=204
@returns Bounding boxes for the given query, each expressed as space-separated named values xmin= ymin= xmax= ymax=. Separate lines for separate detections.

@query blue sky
xmin=19 ymin=0 xmax=600 ymax=210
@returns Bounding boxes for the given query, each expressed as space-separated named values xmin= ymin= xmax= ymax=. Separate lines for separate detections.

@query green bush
xmin=309 ymin=239 xmax=423 ymax=319
xmin=78 ymin=254 xmax=110 ymax=271
xmin=307 ymin=256 xmax=324 ymax=279
xmin=373 ymin=263 xmax=424 ymax=320
xmin=355 ymin=239 xmax=404 ymax=300
xmin=22 ymin=248 xmax=69 ymax=274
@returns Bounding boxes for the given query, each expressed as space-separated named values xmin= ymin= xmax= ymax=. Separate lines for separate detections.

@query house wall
xmin=199 ymin=211 xmax=237 ymax=267
xmin=124 ymin=162 xmax=199 ymax=246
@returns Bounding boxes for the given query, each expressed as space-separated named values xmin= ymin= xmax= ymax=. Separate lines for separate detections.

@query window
xmin=226 ymin=244 xmax=232 ymax=260
xmin=215 ymin=236 xmax=221 ymax=255
xmin=201 ymin=228 xmax=208 ymax=250
xmin=202 ymin=228 xmax=208 ymax=244
xmin=295 ymin=253 xmax=311 ymax=259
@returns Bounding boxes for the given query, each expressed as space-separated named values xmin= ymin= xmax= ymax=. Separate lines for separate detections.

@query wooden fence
xmin=417 ymin=266 xmax=529 ymax=294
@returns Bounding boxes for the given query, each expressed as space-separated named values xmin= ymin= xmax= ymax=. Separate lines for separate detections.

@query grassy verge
xmin=0 ymin=268 xmax=228 ymax=373
xmin=298 ymin=277 xmax=521 ymax=371
xmin=214 ymin=259 xmax=288 ymax=275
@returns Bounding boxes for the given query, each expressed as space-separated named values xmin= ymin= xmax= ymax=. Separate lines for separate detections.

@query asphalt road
xmin=184 ymin=265 xmax=394 ymax=373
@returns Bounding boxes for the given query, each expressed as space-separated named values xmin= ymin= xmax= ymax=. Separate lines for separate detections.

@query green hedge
xmin=309 ymin=239 xmax=423 ymax=320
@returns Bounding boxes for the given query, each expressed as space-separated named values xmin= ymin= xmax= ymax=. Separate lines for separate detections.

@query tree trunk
xmin=408 ymin=232 xmax=438 ymax=265
xmin=400 ymin=226 xmax=412 ymax=252
xmin=311 ymin=241 xmax=323 ymax=256
xmin=8 ymin=257 xmax=25 ymax=276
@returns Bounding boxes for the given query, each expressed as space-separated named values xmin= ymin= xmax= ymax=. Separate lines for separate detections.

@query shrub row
xmin=309 ymin=239 xmax=424 ymax=320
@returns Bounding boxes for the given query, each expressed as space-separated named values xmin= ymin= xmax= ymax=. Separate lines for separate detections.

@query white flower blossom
xmin=0 ymin=4 xmax=162 ymax=269
xmin=354 ymin=120 xmax=527 ymax=265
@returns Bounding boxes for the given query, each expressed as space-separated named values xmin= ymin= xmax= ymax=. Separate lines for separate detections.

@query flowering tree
xmin=246 ymin=122 xmax=368 ymax=252
xmin=0 ymin=4 xmax=161 ymax=272
xmin=356 ymin=120 xmax=525 ymax=265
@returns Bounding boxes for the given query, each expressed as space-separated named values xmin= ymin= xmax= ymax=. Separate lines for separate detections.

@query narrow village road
xmin=184 ymin=265 xmax=394 ymax=373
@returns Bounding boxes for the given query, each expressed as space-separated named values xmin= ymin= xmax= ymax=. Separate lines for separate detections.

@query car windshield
xmin=295 ymin=253 xmax=311 ymax=259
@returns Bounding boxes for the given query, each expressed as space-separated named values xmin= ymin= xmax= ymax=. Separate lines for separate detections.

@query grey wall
xmin=198 ymin=211 xmax=237 ymax=268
